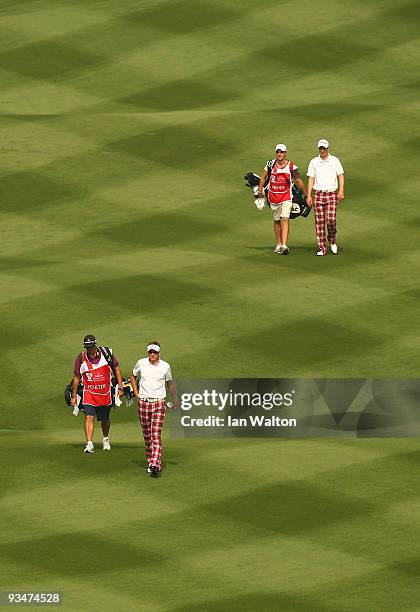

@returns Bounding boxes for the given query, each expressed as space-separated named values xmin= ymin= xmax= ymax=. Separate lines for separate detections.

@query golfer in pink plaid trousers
xmin=130 ymin=341 xmax=177 ymax=478
xmin=306 ymin=139 xmax=345 ymax=256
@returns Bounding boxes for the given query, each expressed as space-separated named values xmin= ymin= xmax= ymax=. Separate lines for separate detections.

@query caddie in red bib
xmin=268 ymin=161 xmax=296 ymax=204
xmin=71 ymin=334 xmax=124 ymax=454
xmin=257 ymin=143 xmax=308 ymax=255
xmin=80 ymin=351 xmax=113 ymax=407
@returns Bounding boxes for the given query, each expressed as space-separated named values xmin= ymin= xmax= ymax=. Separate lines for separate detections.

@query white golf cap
xmin=147 ymin=343 xmax=160 ymax=352
xmin=317 ymin=139 xmax=329 ymax=148
xmin=275 ymin=143 xmax=287 ymax=152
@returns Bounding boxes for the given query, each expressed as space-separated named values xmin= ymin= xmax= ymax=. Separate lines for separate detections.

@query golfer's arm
xmin=72 ymin=373 xmax=80 ymax=399
xmin=338 ymin=173 xmax=344 ymax=194
xmin=258 ymin=170 xmax=268 ymax=196
xmin=307 ymin=176 xmax=314 ymax=197
xmin=167 ymin=380 xmax=177 ymax=405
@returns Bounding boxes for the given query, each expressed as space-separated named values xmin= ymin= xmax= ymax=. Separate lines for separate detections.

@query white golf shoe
xmin=330 ymin=243 xmax=338 ymax=254
xmin=84 ymin=441 xmax=94 ymax=453
xmin=102 ymin=437 xmax=111 ymax=451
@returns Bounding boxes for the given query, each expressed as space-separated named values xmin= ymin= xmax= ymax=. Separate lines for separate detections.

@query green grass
xmin=1 ymin=0 xmax=420 ymax=609
xmin=2 ymin=429 xmax=420 ymax=611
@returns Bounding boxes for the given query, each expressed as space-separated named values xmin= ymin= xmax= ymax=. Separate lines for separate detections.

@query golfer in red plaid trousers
xmin=130 ymin=341 xmax=177 ymax=477
xmin=306 ymin=139 xmax=345 ymax=256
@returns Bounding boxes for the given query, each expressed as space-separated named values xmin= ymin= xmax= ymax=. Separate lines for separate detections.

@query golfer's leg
xmin=150 ymin=405 xmax=166 ymax=470
xmin=138 ymin=401 xmax=152 ymax=463
xmin=326 ymin=194 xmax=338 ymax=244
xmin=314 ymin=197 xmax=326 ymax=253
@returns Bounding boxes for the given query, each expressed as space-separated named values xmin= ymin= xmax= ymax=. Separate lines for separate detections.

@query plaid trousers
xmin=138 ymin=399 xmax=166 ymax=469
xmin=314 ymin=191 xmax=338 ymax=254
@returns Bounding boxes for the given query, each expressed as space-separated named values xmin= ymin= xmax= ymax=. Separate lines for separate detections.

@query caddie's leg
xmin=84 ymin=415 xmax=94 ymax=442
xmin=101 ymin=419 xmax=110 ymax=437
xmin=138 ymin=400 xmax=152 ymax=464
xmin=273 ymin=220 xmax=281 ymax=245
xmin=149 ymin=401 xmax=166 ymax=470
xmin=314 ymin=194 xmax=327 ymax=254
xmin=326 ymin=193 xmax=338 ymax=244
xmin=281 ymin=217 xmax=289 ymax=246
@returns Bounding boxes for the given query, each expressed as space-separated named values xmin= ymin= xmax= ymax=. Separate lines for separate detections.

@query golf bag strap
xmin=266 ymin=159 xmax=296 ymax=185
xmin=266 ymin=159 xmax=275 ymax=178
xmin=99 ymin=346 xmax=117 ymax=379
xmin=264 ymin=159 xmax=274 ymax=187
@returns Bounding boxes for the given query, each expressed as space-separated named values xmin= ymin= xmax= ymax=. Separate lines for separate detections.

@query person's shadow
xmin=131 ymin=459 xmax=178 ymax=470
xmin=244 ymin=245 xmax=316 ymax=254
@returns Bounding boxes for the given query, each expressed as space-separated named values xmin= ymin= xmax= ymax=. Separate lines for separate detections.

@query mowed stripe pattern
xmin=0 ymin=1 xmax=419 ymax=610
xmin=1 ymin=430 xmax=420 ymax=611
xmin=0 ymin=0 xmax=419 ymax=401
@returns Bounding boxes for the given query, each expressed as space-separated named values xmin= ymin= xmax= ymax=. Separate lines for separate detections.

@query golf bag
xmin=64 ymin=381 xmax=83 ymax=406
xmin=244 ymin=163 xmax=311 ymax=219
xmin=64 ymin=346 xmax=134 ymax=409
xmin=64 ymin=379 xmax=134 ymax=408
xmin=100 ymin=346 xmax=134 ymax=407
xmin=121 ymin=379 xmax=135 ymax=407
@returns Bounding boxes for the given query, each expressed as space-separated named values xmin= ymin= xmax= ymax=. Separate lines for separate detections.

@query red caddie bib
xmin=268 ymin=161 xmax=295 ymax=204
xmin=80 ymin=351 xmax=113 ymax=406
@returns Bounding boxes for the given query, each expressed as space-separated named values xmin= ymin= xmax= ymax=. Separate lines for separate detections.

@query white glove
xmin=255 ymin=197 xmax=265 ymax=211
xmin=72 ymin=394 xmax=81 ymax=416
xmin=114 ymin=385 xmax=122 ymax=407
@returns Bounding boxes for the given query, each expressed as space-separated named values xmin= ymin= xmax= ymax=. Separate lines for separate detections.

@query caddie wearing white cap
xmin=306 ymin=139 xmax=345 ymax=256
xmin=130 ymin=341 xmax=177 ymax=477
xmin=257 ymin=144 xmax=308 ymax=254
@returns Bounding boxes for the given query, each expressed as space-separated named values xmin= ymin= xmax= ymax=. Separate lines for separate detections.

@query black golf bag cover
xmin=244 ymin=171 xmax=311 ymax=219
xmin=64 ymin=381 xmax=83 ymax=406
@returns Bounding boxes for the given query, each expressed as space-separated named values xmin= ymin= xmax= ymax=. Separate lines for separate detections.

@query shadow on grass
xmin=244 ymin=245 xmax=315 ymax=254
xmin=68 ymin=272 xmax=223 ymax=315
xmin=172 ymin=592 xmax=337 ymax=612
xmin=0 ymin=40 xmax=99 ymax=81
xmin=107 ymin=123 xmax=236 ymax=168
xmin=67 ymin=443 xmax=141 ymax=450
xmin=131 ymin=460 xmax=178 ymax=470
xmin=88 ymin=210 xmax=227 ymax=247
xmin=0 ymin=171 xmax=81 ymax=213
xmin=122 ymin=0 xmax=239 ymax=34
xmin=0 ymin=257 xmax=54 ymax=272
xmin=201 ymin=480 xmax=375 ymax=536
xmin=1 ymin=531 xmax=165 ymax=576
xmin=120 ymin=78 xmax=240 ymax=112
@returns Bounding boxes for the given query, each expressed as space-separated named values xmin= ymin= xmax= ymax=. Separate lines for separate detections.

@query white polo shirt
xmin=307 ymin=154 xmax=344 ymax=191
xmin=132 ymin=357 xmax=172 ymax=399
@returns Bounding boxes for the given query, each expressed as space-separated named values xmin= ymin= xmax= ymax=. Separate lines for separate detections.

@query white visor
xmin=147 ymin=344 xmax=161 ymax=352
